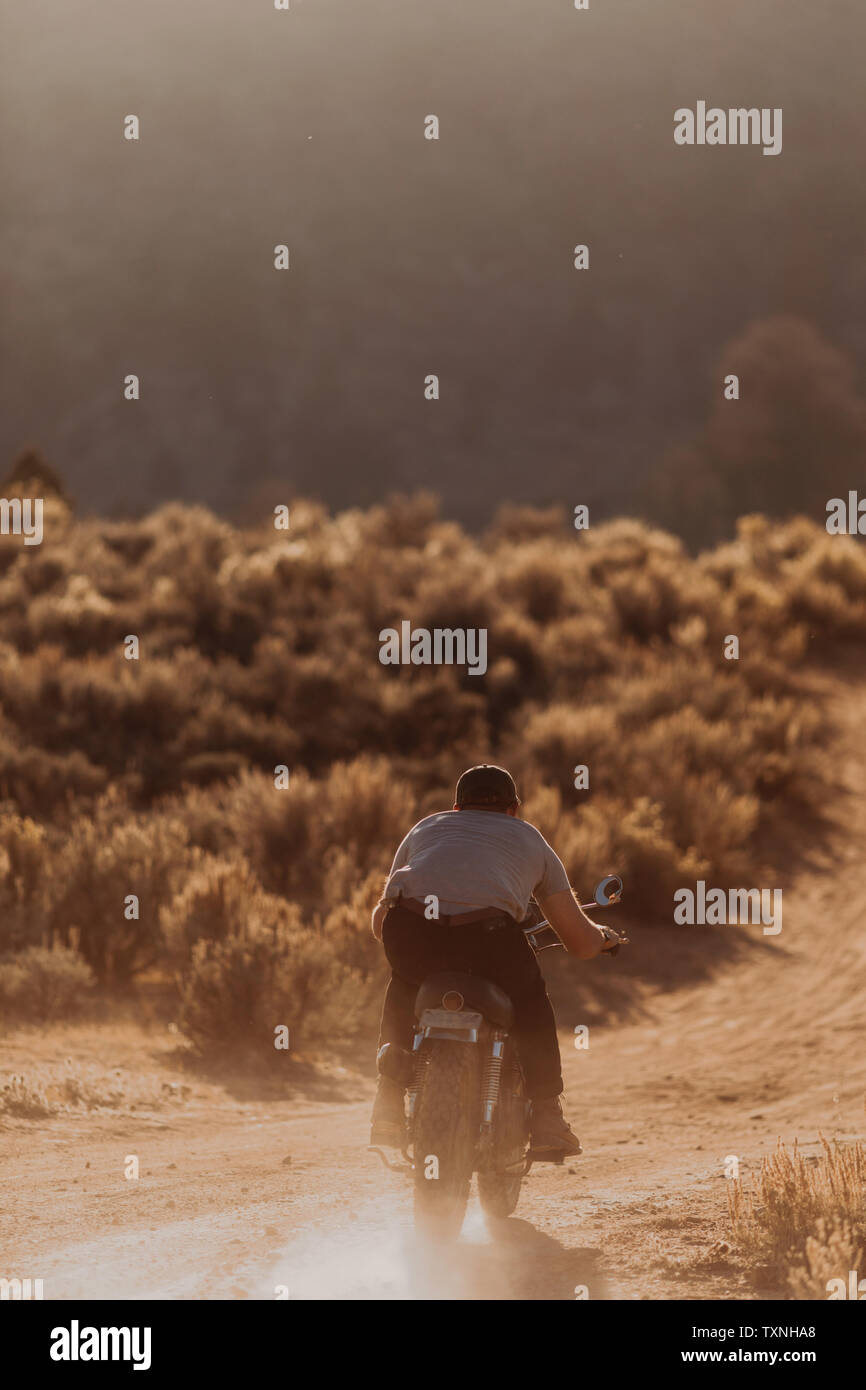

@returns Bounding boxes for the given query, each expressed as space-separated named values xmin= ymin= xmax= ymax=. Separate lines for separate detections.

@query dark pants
xmin=377 ymin=905 xmax=563 ymax=1100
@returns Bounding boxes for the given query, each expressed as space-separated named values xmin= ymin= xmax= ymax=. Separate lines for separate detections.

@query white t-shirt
xmin=384 ymin=809 xmax=571 ymax=922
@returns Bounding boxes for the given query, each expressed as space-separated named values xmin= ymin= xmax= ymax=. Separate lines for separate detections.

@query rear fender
xmin=416 ymin=1008 xmax=484 ymax=1043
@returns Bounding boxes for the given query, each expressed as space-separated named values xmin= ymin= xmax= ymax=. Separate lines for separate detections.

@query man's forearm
xmin=538 ymin=889 xmax=607 ymax=959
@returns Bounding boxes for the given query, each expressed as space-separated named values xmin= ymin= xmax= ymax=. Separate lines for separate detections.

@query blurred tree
xmin=650 ymin=317 xmax=866 ymax=547
xmin=2 ymin=448 xmax=74 ymax=507
xmin=707 ymin=316 xmax=866 ymax=527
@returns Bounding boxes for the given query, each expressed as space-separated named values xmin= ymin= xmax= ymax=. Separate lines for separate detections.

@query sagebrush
xmin=1 ymin=490 xmax=863 ymax=1047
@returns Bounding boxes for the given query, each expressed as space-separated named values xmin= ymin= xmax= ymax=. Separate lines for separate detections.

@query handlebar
xmin=522 ymin=920 xmax=565 ymax=952
xmin=522 ymin=880 xmax=628 ymax=956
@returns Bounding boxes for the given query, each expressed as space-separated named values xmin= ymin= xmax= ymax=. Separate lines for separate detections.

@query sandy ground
xmin=2 ymin=667 xmax=864 ymax=1301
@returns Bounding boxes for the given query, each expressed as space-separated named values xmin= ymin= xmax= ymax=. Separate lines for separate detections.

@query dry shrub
xmin=178 ymin=919 xmax=366 ymax=1058
xmin=788 ymin=1218 xmax=863 ymax=1300
xmin=160 ymin=855 xmax=264 ymax=964
xmin=47 ymin=798 xmax=190 ymax=984
xmin=168 ymin=860 xmax=372 ymax=1054
xmin=177 ymin=757 xmax=417 ymax=909
xmin=0 ymin=810 xmax=51 ymax=951
xmin=729 ymin=1137 xmax=866 ymax=1296
xmin=0 ymin=740 xmax=108 ymax=818
xmin=0 ymin=945 xmax=94 ymax=1023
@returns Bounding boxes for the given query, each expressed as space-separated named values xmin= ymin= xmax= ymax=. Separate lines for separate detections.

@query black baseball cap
xmin=455 ymin=764 xmax=520 ymax=809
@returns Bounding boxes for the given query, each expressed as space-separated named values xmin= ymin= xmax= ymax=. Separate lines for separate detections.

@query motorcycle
xmin=372 ymin=879 xmax=628 ymax=1238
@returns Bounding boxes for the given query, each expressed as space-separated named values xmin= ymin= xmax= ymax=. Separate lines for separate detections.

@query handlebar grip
xmin=602 ymin=933 xmax=630 ymax=957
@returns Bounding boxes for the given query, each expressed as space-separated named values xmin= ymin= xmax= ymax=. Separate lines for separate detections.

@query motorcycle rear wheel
xmin=412 ymin=1041 xmax=480 ymax=1240
xmin=477 ymin=1167 xmax=523 ymax=1220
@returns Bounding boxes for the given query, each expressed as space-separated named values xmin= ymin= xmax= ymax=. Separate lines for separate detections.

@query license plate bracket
xmin=419 ymin=1008 xmax=483 ymax=1030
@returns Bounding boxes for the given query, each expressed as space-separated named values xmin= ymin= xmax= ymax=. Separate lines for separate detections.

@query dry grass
xmin=0 ymin=1074 xmax=54 ymax=1119
xmin=0 ymin=1057 xmax=185 ymax=1122
xmin=0 ymin=946 xmax=94 ymax=1023
xmin=728 ymin=1136 xmax=866 ymax=1297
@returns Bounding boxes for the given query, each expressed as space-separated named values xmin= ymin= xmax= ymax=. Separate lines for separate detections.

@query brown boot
xmin=369 ymin=1076 xmax=406 ymax=1148
xmin=529 ymin=1096 xmax=583 ymax=1158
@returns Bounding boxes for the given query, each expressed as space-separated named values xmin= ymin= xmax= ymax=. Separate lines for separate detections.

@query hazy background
xmin=3 ymin=0 xmax=865 ymax=537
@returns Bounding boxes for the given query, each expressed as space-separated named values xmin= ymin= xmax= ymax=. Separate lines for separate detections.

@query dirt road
xmin=3 ymin=668 xmax=864 ymax=1300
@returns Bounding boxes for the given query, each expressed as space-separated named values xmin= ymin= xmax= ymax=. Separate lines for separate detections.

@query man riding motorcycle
xmin=369 ymin=764 xmax=625 ymax=1157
